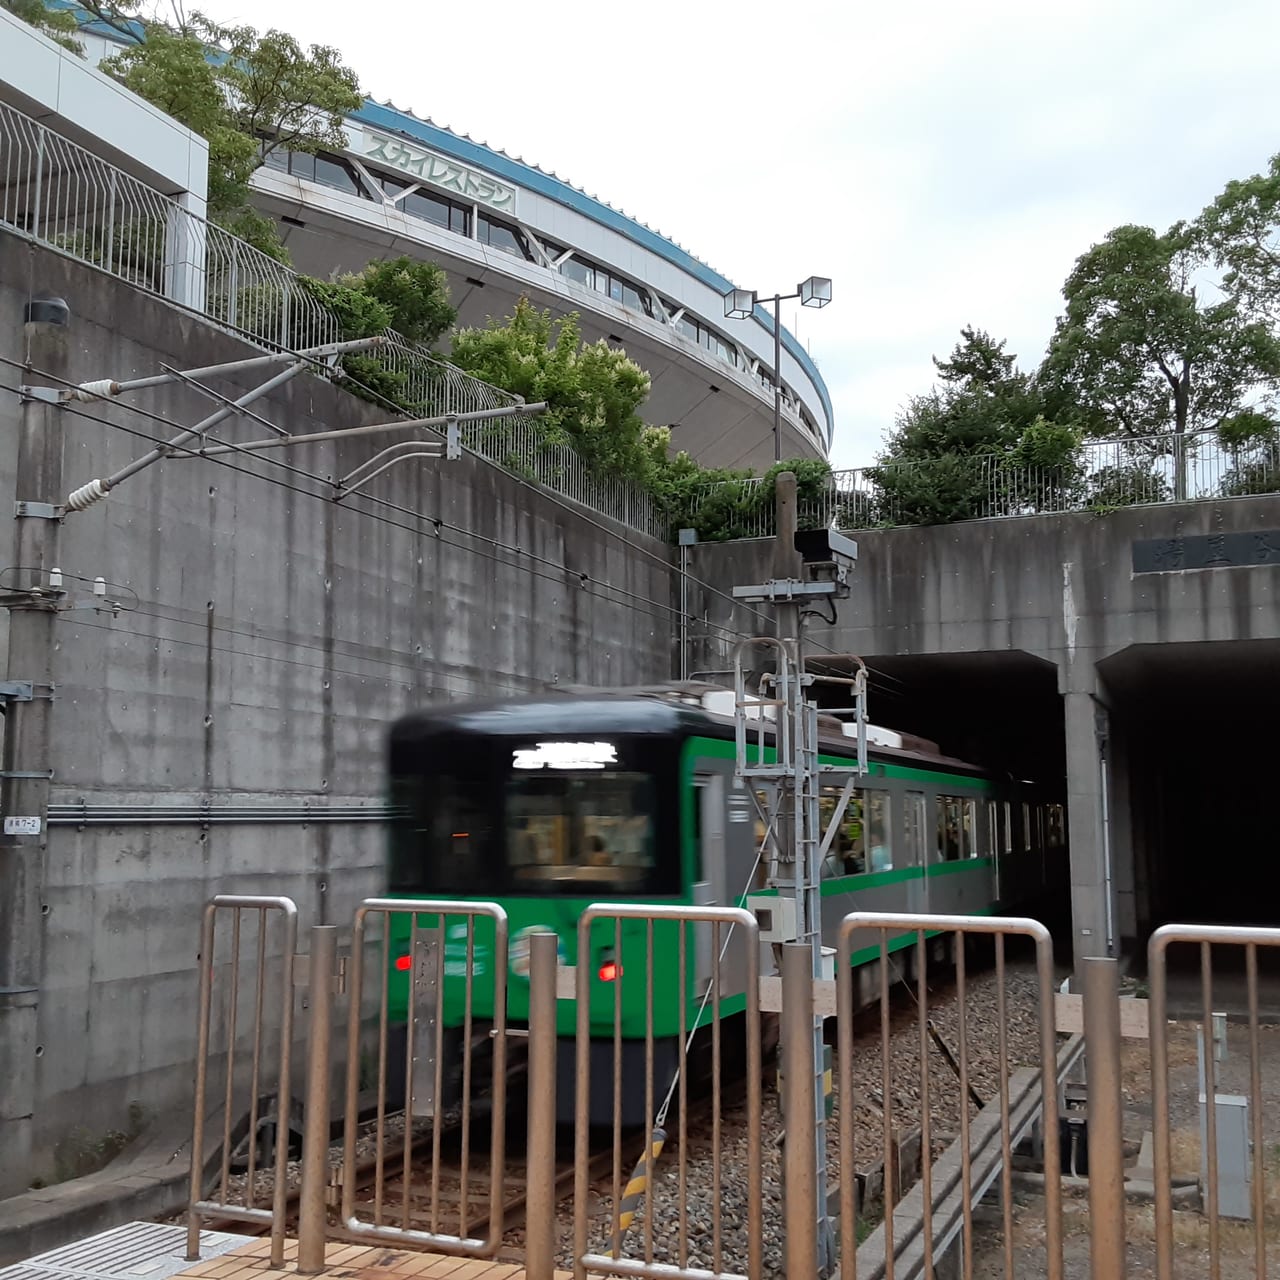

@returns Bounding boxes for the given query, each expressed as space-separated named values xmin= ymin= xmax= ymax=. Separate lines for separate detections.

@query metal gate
xmin=185 ymin=895 xmax=298 ymax=1267
xmin=1148 ymin=922 xmax=1280 ymax=1280
xmin=336 ymin=898 xmax=509 ymax=1255
xmin=572 ymin=903 xmax=763 ymax=1280
xmin=836 ymin=910 xmax=1068 ymax=1280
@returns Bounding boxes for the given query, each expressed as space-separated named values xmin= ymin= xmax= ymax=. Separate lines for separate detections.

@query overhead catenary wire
xmin=11 ymin=255 xmax=885 ymax=687
xmin=0 ymin=372 xmax=761 ymax=654
xmin=4 ymin=348 xmax=824 ymax=651
xmin=63 ymin=611 xmax=530 ymax=701
xmin=1 ymin=355 xmax=907 ymax=700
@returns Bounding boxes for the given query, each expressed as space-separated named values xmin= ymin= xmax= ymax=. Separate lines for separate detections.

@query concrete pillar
xmin=1063 ymin=687 xmax=1118 ymax=972
xmin=1109 ymin=716 xmax=1138 ymax=950
xmin=0 ymin=315 xmax=67 ymax=1195
xmin=164 ymin=191 xmax=207 ymax=312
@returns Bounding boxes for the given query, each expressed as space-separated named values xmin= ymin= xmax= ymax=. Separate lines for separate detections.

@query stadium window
xmin=403 ymin=187 xmax=450 ymax=227
xmin=312 ymin=154 xmax=360 ymax=196
xmin=286 ymin=151 xmax=316 ymax=182
xmin=374 ymin=173 xmax=470 ymax=233
xmin=477 ymin=215 xmax=530 ymax=259
xmin=562 ymin=258 xmax=593 ymax=288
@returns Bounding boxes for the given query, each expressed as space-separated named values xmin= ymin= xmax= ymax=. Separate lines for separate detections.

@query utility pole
xmin=0 ymin=296 xmax=69 ymax=1187
xmin=732 ymin=474 xmax=864 ymax=1278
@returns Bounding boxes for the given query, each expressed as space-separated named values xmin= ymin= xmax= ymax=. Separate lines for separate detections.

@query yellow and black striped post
xmin=777 ymin=1043 xmax=834 ymax=1118
xmin=612 ymin=1127 xmax=666 ymax=1255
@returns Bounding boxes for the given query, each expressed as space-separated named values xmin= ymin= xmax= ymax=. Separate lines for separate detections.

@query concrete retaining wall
xmin=0 ymin=232 xmax=673 ymax=1193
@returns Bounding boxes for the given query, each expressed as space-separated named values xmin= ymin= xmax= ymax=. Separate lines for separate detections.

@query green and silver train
xmin=383 ymin=686 xmax=1067 ymax=1124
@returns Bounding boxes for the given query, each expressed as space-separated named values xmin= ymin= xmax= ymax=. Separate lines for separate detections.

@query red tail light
xmin=597 ymin=960 xmax=622 ymax=982
xmin=395 ymin=954 xmax=412 ymax=972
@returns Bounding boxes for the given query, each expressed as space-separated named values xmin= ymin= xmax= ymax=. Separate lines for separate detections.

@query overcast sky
xmin=195 ymin=0 xmax=1280 ymax=469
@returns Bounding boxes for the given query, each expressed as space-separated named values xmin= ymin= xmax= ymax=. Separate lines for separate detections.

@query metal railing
xmin=178 ymin=893 xmax=1280 ymax=1279
xmin=186 ymin=895 xmax=299 ymax=1268
xmin=835 ymin=912 xmax=1067 ymax=1280
xmin=337 ymin=898 xmax=510 ymax=1257
xmin=572 ymin=903 xmax=763 ymax=1280
xmin=0 ymin=99 xmax=665 ymax=539
xmin=688 ymin=431 xmax=1280 ymax=538
xmin=1149 ymin=923 xmax=1280 ymax=1280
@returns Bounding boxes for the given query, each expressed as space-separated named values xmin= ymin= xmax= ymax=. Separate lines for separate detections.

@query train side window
xmin=962 ymin=799 xmax=977 ymax=858
xmin=1022 ymin=802 xmax=1032 ymax=853
xmin=1003 ymin=801 xmax=1013 ymax=855
xmin=867 ymin=790 xmax=892 ymax=871
xmin=937 ymin=795 xmax=963 ymax=862
xmin=905 ymin=792 xmax=926 ymax=866
xmin=819 ymin=784 xmax=864 ymax=876
xmin=754 ymin=789 xmax=774 ymax=865
xmin=986 ymin=800 xmax=999 ymax=858
xmin=1046 ymin=803 xmax=1065 ymax=847
xmin=692 ymin=777 xmax=705 ymax=879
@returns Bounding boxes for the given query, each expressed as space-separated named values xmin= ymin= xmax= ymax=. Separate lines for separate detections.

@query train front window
xmin=507 ymin=772 xmax=657 ymax=893
xmin=387 ymin=770 xmax=494 ymax=894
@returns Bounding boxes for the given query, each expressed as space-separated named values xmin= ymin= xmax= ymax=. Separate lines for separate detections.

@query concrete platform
xmin=0 ymin=1224 xmax=571 ymax=1280
xmin=0 ymin=1223 xmax=250 ymax=1280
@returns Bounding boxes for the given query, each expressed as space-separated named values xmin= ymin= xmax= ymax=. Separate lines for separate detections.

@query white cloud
xmin=198 ymin=0 xmax=1280 ymax=467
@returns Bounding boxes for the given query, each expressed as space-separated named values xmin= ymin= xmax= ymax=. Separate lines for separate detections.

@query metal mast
xmin=731 ymin=473 xmax=866 ymax=1277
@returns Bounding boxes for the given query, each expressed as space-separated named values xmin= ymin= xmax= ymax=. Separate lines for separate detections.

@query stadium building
xmin=63 ymin=19 xmax=834 ymax=470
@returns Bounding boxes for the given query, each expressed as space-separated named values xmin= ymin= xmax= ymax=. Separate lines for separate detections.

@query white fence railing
xmin=0 ymin=99 xmax=666 ymax=539
xmin=688 ymin=430 xmax=1280 ymax=538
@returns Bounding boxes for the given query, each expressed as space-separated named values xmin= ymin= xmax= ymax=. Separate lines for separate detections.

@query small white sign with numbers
xmin=4 ymin=815 xmax=41 ymax=835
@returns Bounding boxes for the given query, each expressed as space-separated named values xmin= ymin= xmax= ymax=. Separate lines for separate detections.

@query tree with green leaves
xmin=2 ymin=0 xmax=83 ymax=50
xmin=449 ymin=298 xmax=664 ymax=482
xmin=874 ymin=327 xmax=1081 ymax=525
xmin=1041 ymin=223 xmax=1280 ymax=499
xmin=1217 ymin=408 xmax=1280 ymax=497
xmin=294 ymin=257 xmax=457 ymax=409
xmin=78 ymin=3 xmax=363 ymax=258
xmin=1199 ymin=152 xmax=1280 ymax=326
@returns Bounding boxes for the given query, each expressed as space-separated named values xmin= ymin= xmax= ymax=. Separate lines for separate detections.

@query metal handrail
xmin=686 ymin=429 xmax=1280 ymax=537
xmin=0 ymin=99 xmax=666 ymax=538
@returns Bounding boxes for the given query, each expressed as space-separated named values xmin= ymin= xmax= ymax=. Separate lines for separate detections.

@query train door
xmin=692 ymin=773 xmax=727 ymax=994
xmin=904 ymin=791 xmax=927 ymax=909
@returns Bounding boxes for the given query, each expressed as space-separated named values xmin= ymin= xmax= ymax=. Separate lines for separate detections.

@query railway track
xmin=347 ymin=1134 xmax=641 ymax=1243
xmin=198 ymin=1108 xmax=645 ymax=1252
xmin=192 ymin=949 xmax=1024 ymax=1266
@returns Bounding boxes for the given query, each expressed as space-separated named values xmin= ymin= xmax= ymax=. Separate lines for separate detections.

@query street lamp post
xmin=725 ymin=276 xmax=831 ymax=462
